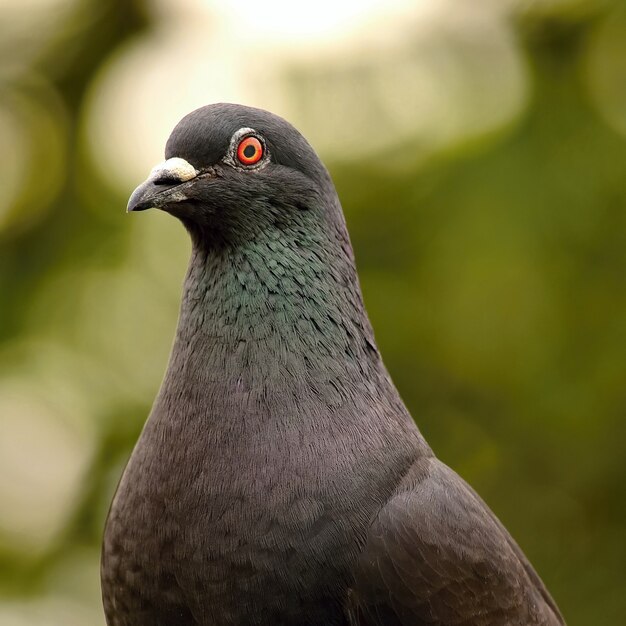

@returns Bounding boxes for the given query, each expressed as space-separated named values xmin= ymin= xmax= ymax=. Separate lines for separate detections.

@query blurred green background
xmin=1 ymin=0 xmax=625 ymax=624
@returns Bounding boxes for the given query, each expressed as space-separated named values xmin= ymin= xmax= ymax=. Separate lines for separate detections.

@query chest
xmin=102 ymin=424 xmax=391 ymax=625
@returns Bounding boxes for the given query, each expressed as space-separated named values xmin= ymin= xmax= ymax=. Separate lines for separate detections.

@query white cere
xmin=149 ymin=157 xmax=199 ymax=182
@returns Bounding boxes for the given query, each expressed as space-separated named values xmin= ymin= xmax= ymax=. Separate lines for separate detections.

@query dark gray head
xmin=127 ymin=103 xmax=341 ymax=248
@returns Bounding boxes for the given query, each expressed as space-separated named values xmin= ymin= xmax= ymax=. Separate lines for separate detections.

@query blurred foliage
xmin=0 ymin=0 xmax=625 ymax=624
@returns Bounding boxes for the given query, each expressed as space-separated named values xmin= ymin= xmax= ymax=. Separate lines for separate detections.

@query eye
xmin=236 ymin=136 xmax=264 ymax=166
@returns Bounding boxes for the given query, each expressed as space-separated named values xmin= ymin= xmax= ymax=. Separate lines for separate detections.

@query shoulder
xmin=348 ymin=457 xmax=564 ymax=626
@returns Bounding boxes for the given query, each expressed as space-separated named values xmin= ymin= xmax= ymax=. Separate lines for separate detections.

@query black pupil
xmin=243 ymin=144 xmax=257 ymax=159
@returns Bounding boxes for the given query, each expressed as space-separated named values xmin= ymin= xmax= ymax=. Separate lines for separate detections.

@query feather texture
xmin=102 ymin=104 xmax=565 ymax=626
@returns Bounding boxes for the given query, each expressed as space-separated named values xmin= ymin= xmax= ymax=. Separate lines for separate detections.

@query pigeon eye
xmin=236 ymin=136 xmax=264 ymax=166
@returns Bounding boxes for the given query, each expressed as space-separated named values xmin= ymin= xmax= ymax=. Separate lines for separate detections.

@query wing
xmin=347 ymin=457 xmax=565 ymax=626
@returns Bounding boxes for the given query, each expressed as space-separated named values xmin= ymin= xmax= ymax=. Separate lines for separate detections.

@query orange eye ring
xmin=236 ymin=136 xmax=264 ymax=165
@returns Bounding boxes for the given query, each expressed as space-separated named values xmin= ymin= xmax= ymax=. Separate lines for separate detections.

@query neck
xmin=156 ymin=219 xmax=387 ymax=419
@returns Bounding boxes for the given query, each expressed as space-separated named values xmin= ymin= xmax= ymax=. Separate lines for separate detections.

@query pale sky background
xmin=84 ymin=0 xmax=527 ymax=189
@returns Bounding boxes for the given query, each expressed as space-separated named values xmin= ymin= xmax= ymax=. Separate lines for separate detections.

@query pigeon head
xmin=126 ymin=102 xmax=374 ymax=363
xmin=127 ymin=103 xmax=338 ymax=246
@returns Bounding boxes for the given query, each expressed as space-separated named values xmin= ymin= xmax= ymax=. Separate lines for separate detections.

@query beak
xmin=127 ymin=157 xmax=199 ymax=212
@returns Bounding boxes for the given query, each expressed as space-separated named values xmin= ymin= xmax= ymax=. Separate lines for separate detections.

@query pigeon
xmin=101 ymin=103 xmax=566 ymax=626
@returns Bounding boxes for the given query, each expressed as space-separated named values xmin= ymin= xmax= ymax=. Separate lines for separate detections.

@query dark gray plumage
xmin=101 ymin=103 xmax=565 ymax=626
